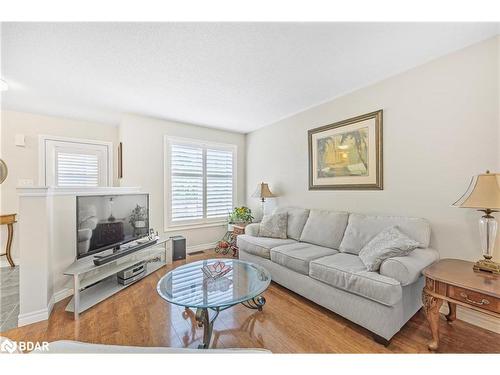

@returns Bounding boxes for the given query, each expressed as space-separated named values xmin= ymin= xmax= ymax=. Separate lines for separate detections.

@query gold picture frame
xmin=308 ymin=110 xmax=383 ymax=190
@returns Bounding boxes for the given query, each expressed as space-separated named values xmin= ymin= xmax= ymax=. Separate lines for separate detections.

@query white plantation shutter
xmin=170 ymin=144 xmax=204 ymax=221
xmin=56 ymin=152 xmax=100 ymax=187
xmin=167 ymin=138 xmax=235 ymax=226
xmin=206 ymin=148 xmax=233 ymax=218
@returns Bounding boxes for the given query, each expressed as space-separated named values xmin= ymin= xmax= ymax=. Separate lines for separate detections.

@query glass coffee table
xmin=157 ymin=259 xmax=271 ymax=349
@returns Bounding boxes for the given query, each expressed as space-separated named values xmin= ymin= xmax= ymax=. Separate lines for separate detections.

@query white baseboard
xmin=186 ymin=242 xmax=217 ymax=254
xmin=18 ymin=289 xmax=72 ymax=326
xmin=53 ymin=288 xmax=73 ymax=303
xmin=440 ymin=303 xmax=500 ymax=334
xmin=18 ymin=307 xmax=51 ymax=327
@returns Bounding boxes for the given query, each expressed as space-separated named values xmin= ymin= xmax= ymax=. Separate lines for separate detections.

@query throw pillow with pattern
xmin=259 ymin=213 xmax=288 ymax=239
xmin=359 ymin=226 xmax=420 ymax=271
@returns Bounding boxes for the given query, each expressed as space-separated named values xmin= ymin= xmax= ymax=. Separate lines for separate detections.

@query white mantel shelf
xmin=17 ymin=186 xmax=144 ymax=197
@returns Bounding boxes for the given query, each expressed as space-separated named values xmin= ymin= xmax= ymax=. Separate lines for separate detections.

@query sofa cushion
xmin=259 ymin=213 xmax=288 ymax=239
xmin=270 ymin=242 xmax=338 ymax=275
xmin=299 ymin=209 xmax=349 ymax=249
xmin=273 ymin=207 xmax=310 ymax=240
xmin=379 ymin=247 xmax=439 ymax=286
xmin=236 ymin=234 xmax=296 ymax=259
xmin=358 ymin=226 xmax=420 ymax=271
xmin=339 ymin=213 xmax=431 ymax=255
xmin=309 ymin=253 xmax=402 ymax=306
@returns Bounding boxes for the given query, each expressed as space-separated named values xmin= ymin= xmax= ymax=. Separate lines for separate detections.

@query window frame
xmin=164 ymin=136 xmax=237 ymax=231
xmin=39 ymin=135 xmax=113 ymax=187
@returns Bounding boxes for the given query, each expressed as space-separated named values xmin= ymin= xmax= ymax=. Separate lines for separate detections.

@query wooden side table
xmin=0 ymin=213 xmax=17 ymax=267
xmin=231 ymin=224 xmax=247 ymax=257
xmin=215 ymin=224 xmax=249 ymax=257
xmin=422 ymin=258 xmax=500 ymax=351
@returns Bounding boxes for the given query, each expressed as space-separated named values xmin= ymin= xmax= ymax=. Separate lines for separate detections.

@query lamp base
xmin=473 ymin=258 xmax=500 ymax=274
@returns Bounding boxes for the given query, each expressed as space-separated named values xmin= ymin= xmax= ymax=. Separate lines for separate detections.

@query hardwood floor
xmin=2 ymin=250 xmax=500 ymax=353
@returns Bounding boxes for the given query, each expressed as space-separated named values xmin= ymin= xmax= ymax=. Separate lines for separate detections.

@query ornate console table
xmin=422 ymin=259 xmax=500 ymax=351
xmin=0 ymin=213 xmax=17 ymax=267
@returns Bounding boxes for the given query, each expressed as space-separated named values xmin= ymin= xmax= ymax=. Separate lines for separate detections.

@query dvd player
xmin=118 ymin=261 xmax=147 ymax=285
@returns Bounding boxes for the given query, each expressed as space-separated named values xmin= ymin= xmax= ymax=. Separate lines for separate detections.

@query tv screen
xmin=76 ymin=193 xmax=149 ymax=259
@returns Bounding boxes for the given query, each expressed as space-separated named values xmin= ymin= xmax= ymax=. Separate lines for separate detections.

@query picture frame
xmin=118 ymin=142 xmax=123 ymax=179
xmin=308 ymin=110 xmax=383 ymax=190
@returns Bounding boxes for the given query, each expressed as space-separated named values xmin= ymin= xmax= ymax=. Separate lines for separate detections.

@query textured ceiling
xmin=1 ymin=22 xmax=499 ymax=133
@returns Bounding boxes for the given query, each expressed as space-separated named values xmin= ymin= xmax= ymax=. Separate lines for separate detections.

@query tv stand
xmin=64 ymin=238 xmax=169 ymax=320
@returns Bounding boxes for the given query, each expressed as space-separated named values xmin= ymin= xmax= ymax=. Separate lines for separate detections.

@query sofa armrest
xmin=379 ymin=247 xmax=439 ymax=286
xmin=244 ymin=223 xmax=260 ymax=237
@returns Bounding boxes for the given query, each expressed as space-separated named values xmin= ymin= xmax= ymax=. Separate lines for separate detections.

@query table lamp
xmin=453 ymin=170 xmax=500 ymax=274
xmin=252 ymin=182 xmax=277 ymax=216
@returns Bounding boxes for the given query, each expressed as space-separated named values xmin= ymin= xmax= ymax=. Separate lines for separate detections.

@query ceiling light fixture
xmin=0 ymin=79 xmax=9 ymax=91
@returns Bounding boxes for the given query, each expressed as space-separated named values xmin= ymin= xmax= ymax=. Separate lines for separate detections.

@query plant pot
xmin=228 ymin=221 xmax=250 ymax=231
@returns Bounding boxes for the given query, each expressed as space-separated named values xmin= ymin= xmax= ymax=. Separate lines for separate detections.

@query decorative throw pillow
xmin=359 ymin=226 xmax=420 ymax=272
xmin=258 ymin=213 xmax=288 ymax=239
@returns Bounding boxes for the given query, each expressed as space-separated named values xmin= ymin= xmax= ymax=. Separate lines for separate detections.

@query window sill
xmin=164 ymin=221 xmax=227 ymax=232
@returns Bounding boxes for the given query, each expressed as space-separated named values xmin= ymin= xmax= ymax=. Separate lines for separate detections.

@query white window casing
xmin=39 ymin=135 xmax=113 ymax=187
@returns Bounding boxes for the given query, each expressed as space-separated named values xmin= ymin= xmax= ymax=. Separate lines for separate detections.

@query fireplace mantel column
xmin=17 ymin=187 xmax=53 ymax=326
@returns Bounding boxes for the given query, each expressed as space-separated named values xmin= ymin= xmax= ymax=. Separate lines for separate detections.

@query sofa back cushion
xmin=339 ymin=213 xmax=431 ymax=255
xmin=273 ymin=207 xmax=310 ymax=240
xmin=299 ymin=209 xmax=349 ymax=249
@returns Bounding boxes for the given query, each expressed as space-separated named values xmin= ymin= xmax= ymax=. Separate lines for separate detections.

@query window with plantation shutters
xmin=170 ymin=144 xmax=204 ymax=221
xmin=56 ymin=152 xmax=100 ymax=187
xmin=166 ymin=137 xmax=236 ymax=228
xmin=206 ymin=148 xmax=233 ymax=218
xmin=40 ymin=136 xmax=112 ymax=187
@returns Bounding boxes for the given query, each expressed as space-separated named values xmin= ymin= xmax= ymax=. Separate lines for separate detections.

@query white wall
xmin=246 ymin=36 xmax=500 ymax=261
xmin=119 ymin=114 xmax=246 ymax=251
xmin=0 ymin=110 xmax=119 ymax=264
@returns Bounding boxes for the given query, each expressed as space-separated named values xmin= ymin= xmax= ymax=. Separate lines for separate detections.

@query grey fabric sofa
xmin=237 ymin=207 xmax=439 ymax=343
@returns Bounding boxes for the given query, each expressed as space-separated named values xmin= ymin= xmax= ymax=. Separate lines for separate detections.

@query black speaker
xmin=172 ymin=235 xmax=186 ymax=260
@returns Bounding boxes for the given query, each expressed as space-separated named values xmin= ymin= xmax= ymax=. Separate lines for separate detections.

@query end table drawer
xmin=448 ymin=286 xmax=500 ymax=313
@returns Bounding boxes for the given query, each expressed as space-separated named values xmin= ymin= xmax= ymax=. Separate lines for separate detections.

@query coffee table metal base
xmin=192 ymin=295 xmax=266 ymax=349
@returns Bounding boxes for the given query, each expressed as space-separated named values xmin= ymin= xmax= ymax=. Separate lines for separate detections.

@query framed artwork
xmin=308 ymin=110 xmax=383 ymax=190
xmin=118 ymin=142 xmax=123 ymax=179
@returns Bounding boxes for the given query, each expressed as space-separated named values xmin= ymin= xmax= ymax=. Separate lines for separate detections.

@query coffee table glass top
xmin=157 ymin=259 xmax=271 ymax=309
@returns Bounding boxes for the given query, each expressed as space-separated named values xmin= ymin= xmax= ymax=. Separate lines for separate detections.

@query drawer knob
xmin=459 ymin=292 xmax=490 ymax=306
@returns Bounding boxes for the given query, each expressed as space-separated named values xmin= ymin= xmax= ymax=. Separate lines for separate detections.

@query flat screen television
xmin=76 ymin=193 xmax=149 ymax=259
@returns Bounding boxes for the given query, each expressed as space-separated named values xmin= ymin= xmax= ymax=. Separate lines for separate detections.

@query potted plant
xmin=227 ymin=206 xmax=254 ymax=231
xmin=129 ymin=204 xmax=148 ymax=236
